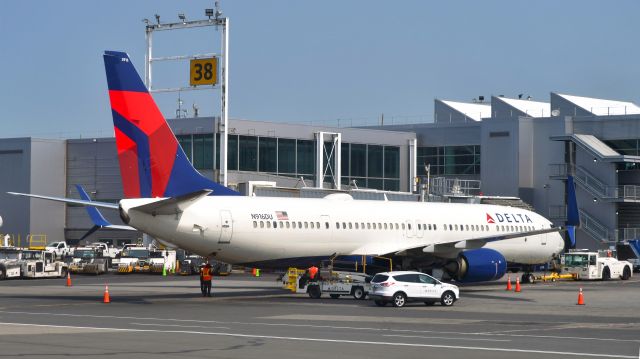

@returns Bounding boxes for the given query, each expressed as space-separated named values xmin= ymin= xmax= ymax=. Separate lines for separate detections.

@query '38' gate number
xmin=190 ymin=57 xmax=218 ymax=86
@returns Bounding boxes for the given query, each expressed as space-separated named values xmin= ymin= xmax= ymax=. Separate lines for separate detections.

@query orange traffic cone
xmin=505 ymin=276 xmax=512 ymax=291
xmin=66 ymin=272 xmax=72 ymax=287
xmin=514 ymin=277 xmax=521 ymax=292
xmin=577 ymin=287 xmax=585 ymax=305
xmin=103 ymin=284 xmax=111 ymax=304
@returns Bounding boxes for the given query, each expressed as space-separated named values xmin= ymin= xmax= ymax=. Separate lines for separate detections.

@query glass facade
xmin=175 ymin=133 xmax=402 ymax=190
xmin=417 ymin=145 xmax=480 ymax=176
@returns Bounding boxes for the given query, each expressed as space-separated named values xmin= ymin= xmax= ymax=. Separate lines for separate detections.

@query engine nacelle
xmin=454 ymin=248 xmax=507 ymax=282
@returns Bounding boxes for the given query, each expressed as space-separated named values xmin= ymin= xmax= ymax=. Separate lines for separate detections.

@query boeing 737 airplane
xmin=9 ymin=51 xmax=579 ymax=283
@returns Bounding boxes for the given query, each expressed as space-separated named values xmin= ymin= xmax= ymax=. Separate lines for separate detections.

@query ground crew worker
xmin=200 ymin=262 xmax=213 ymax=297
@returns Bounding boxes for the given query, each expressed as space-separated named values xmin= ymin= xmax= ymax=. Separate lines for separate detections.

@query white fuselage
xmin=120 ymin=195 xmax=564 ymax=266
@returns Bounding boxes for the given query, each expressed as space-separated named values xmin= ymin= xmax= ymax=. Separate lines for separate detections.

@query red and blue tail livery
xmin=103 ymin=51 xmax=239 ymax=198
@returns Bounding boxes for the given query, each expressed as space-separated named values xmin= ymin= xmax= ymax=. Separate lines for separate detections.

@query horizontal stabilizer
xmin=130 ymin=189 xmax=212 ymax=216
xmin=7 ymin=192 xmax=118 ymax=209
xmin=75 ymin=185 xmax=135 ymax=241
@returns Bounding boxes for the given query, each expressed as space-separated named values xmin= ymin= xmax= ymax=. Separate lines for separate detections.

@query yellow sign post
xmin=190 ymin=57 xmax=218 ymax=86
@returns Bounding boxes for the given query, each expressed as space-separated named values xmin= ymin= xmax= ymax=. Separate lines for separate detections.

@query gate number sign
xmin=190 ymin=57 xmax=218 ymax=86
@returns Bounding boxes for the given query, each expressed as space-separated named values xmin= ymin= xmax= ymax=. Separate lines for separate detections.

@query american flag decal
xmin=276 ymin=211 xmax=289 ymax=220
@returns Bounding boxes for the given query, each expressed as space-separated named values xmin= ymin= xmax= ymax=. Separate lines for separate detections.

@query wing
xmin=349 ymin=226 xmax=563 ymax=256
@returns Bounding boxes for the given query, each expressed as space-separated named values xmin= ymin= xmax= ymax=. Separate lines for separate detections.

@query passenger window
xmin=401 ymin=223 xmax=405 ymax=230
xmin=394 ymin=274 xmax=420 ymax=283
xmin=273 ymin=221 xmax=278 ymax=228
xmin=355 ymin=223 xmax=359 ymax=229
xmin=342 ymin=222 xmax=346 ymax=229
xmin=298 ymin=221 xmax=302 ymax=228
xmin=455 ymin=224 xmax=458 ymax=231
xmin=433 ymin=224 xmax=437 ymax=230
xmin=311 ymin=222 xmax=315 ymax=229
xmin=361 ymin=222 xmax=365 ymax=229
xmin=378 ymin=223 xmax=382 ymax=229
xmin=418 ymin=224 xmax=422 ymax=230
xmin=466 ymin=225 xmax=469 ymax=231
xmin=444 ymin=225 xmax=447 ymax=231
xmin=260 ymin=221 xmax=265 ymax=228
xmin=266 ymin=221 xmax=271 ymax=228
xmin=292 ymin=222 xmax=297 ymax=229
xmin=286 ymin=222 xmax=290 ymax=229
xmin=384 ymin=223 xmax=388 ymax=230
xmin=325 ymin=222 xmax=329 ymax=229
xmin=253 ymin=221 xmax=257 ymax=228
xmin=336 ymin=222 xmax=339 ymax=229
xmin=408 ymin=223 xmax=412 ymax=230
xmin=419 ymin=274 xmax=436 ymax=284
xmin=316 ymin=222 xmax=320 ymax=228
xmin=449 ymin=224 xmax=453 ymax=231
xmin=367 ymin=223 xmax=371 ymax=229
xmin=349 ymin=223 xmax=352 ymax=229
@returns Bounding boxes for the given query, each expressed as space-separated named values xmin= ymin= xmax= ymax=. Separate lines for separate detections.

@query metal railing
xmin=548 ymin=163 xmax=640 ymax=201
xmin=578 ymin=209 xmax=610 ymax=243
xmin=614 ymin=228 xmax=640 ymax=242
xmin=430 ymin=177 xmax=482 ymax=197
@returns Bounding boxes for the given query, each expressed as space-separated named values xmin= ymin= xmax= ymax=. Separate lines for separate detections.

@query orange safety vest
xmin=201 ymin=266 xmax=212 ymax=281
xmin=309 ymin=266 xmax=318 ymax=280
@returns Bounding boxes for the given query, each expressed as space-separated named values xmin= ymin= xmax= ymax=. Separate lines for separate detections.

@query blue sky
xmin=1 ymin=1 xmax=639 ymax=138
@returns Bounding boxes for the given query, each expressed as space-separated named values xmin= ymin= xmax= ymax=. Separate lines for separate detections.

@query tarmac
xmin=0 ymin=272 xmax=639 ymax=359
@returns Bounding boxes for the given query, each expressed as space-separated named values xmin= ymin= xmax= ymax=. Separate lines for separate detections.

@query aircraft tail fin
xmin=103 ymin=51 xmax=239 ymax=198
xmin=565 ymin=175 xmax=580 ymax=249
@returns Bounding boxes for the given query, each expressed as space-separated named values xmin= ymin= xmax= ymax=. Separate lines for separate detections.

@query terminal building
xmin=1 ymin=92 xmax=640 ymax=250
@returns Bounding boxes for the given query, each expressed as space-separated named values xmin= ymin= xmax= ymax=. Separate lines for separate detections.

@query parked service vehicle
xmin=117 ymin=247 xmax=152 ymax=273
xmin=296 ymin=270 xmax=371 ymax=300
xmin=148 ymin=249 xmax=176 ymax=274
xmin=68 ymin=247 xmax=110 ymax=275
xmin=88 ymin=242 xmax=119 ymax=262
xmin=179 ymin=254 xmax=206 ymax=275
xmin=0 ymin=248 xmax=26 ymax=279
xmin=45 ymin=241 xmax=72 ymax=259
xmin=369 ymin=271 xmax=459 ymax=307
xmin=561 ymin=250 xmax=633 ymax=280
xmin=21 ymin=250 xmax=69 ymax=279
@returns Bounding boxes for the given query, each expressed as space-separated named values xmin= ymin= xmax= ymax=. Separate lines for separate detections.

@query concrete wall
xmin=0 ymin=138 xmax=31 ymax=239
xmin=480 ymin=119 xmax=519 ymax=196
xmin=28 ymin=139 xmax=66 ymax=242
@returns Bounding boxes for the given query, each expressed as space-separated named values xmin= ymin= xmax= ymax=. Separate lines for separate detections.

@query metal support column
xmin=315 ymin=132 xmax=342 ymax=190
xmin=409 ymin=138 xmax=417 ymax=193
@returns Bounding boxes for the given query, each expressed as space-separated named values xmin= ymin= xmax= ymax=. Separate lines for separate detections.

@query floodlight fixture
xmin=178 ymin=13 xmax=186 ymax=24
xmin=206 ymin=8 xmax=214 ymax=18
xmin=155 ymin=14 xmax=160 ymax=24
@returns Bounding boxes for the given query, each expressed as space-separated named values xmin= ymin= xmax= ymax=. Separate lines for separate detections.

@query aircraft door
xmin=405 ymin=220 xmax=415 ymax=238
xmin=218 ymin=210 xmax=233 ymax=244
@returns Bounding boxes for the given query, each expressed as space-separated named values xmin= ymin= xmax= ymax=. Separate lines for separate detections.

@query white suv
xmin=369 ymin=271 xmax=459 ymax=307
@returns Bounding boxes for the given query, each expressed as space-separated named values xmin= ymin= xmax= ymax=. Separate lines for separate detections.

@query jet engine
xmin=446 ymin=248 xmax=507 ymax=282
